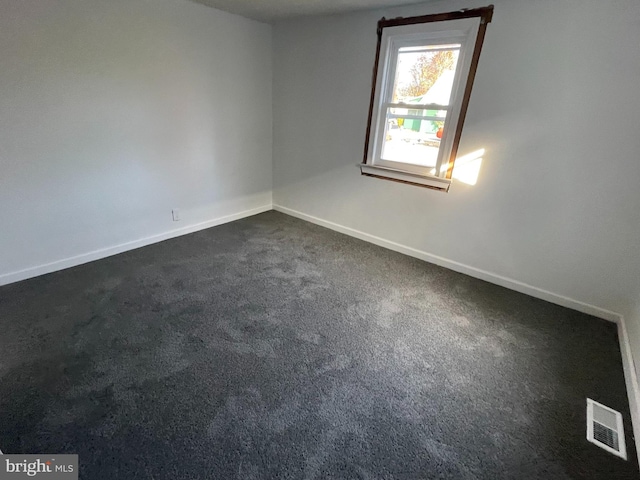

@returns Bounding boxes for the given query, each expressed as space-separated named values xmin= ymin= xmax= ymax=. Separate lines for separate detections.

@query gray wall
xmin=273 ymin=0 xmax=640 ymax=365
xmin=0 ymin=0 xmax=272 ymax=280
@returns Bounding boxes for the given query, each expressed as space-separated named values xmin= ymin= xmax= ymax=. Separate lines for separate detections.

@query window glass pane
xmin=381 ymin=108 xmax=447 ymax=167
xmin=391 ymin=45 xmax=460 ymax=105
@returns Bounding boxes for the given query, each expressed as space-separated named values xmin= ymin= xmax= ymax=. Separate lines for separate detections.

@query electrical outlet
xmin=172 ymin=208 xmax=180 ymax=221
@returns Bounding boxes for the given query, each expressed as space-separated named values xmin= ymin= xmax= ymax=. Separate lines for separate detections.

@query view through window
xmin=382 ymin=45 xmax=460 ymax=169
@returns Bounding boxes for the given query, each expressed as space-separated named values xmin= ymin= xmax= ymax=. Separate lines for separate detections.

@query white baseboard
xmin=274 ymin=203 xmax=640 ymax=465
xmin=0 ymin=204 xmax=272 ymax=287
xmin=618 ymin=317 xmax=640 ymax=466
xmin=274 ymin=204 xmax=620 ymax=322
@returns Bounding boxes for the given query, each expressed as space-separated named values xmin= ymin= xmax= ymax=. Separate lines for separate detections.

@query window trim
xmin=361 ymin=6 xmax=494 ymax=191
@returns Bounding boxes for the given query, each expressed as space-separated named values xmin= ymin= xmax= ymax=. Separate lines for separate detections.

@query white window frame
xmin=361 ymin=7 xmax=493 ymax=191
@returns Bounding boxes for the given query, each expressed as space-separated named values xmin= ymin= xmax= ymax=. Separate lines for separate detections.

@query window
xmin=361 ymin=6 xmax=493 ymax=191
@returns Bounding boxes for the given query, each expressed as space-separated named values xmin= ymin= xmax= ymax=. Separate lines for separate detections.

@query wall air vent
xmin=586 ymin=398 xmax=627 ymax=460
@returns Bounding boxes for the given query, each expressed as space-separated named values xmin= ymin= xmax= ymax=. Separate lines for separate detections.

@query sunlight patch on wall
xmin=451 ymin=148 xmax=484 ymax=185
xmin=429 ymin=148 xmax=484 ymax=185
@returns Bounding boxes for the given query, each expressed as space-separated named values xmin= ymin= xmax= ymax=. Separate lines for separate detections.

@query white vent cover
xmin=586 ymin=398 xmax=627 ymax=460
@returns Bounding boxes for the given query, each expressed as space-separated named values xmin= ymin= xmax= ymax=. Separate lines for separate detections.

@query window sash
xmin=386 ymin=113 xmax=447 ymax=122
xmin=399 ymin=45 xmax=461 ymax=55
xmin=373 ymin=26 xmax=473 ymax=178
xmin=384 ymin=102 xmax=450 ymax=111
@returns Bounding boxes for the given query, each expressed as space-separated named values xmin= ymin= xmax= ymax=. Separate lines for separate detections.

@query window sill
xmin=359 ymin=164 xmax=451 ymax=192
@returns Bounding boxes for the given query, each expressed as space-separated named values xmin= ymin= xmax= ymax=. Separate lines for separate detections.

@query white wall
xmin=0 ymin=0 xmax=272 ymax=281
xmin=273 ymin=0 xmax=640 ymax=362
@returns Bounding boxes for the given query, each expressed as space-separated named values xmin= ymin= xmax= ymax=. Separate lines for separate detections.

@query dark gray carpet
xmin=0 ymin=211 xmax=637 ymax=479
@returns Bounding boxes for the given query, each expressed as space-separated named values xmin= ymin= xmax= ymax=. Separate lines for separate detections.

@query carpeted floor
xmin=0 ymin=211 xmax=637 ymax=479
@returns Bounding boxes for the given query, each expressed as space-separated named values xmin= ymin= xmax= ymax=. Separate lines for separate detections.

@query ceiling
xmin=188 ymin=0 xmax=427 ymax=23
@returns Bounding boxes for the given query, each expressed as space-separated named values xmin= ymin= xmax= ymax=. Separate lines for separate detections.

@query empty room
xmin=1 ymin=0 xmax=640 ymax=478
